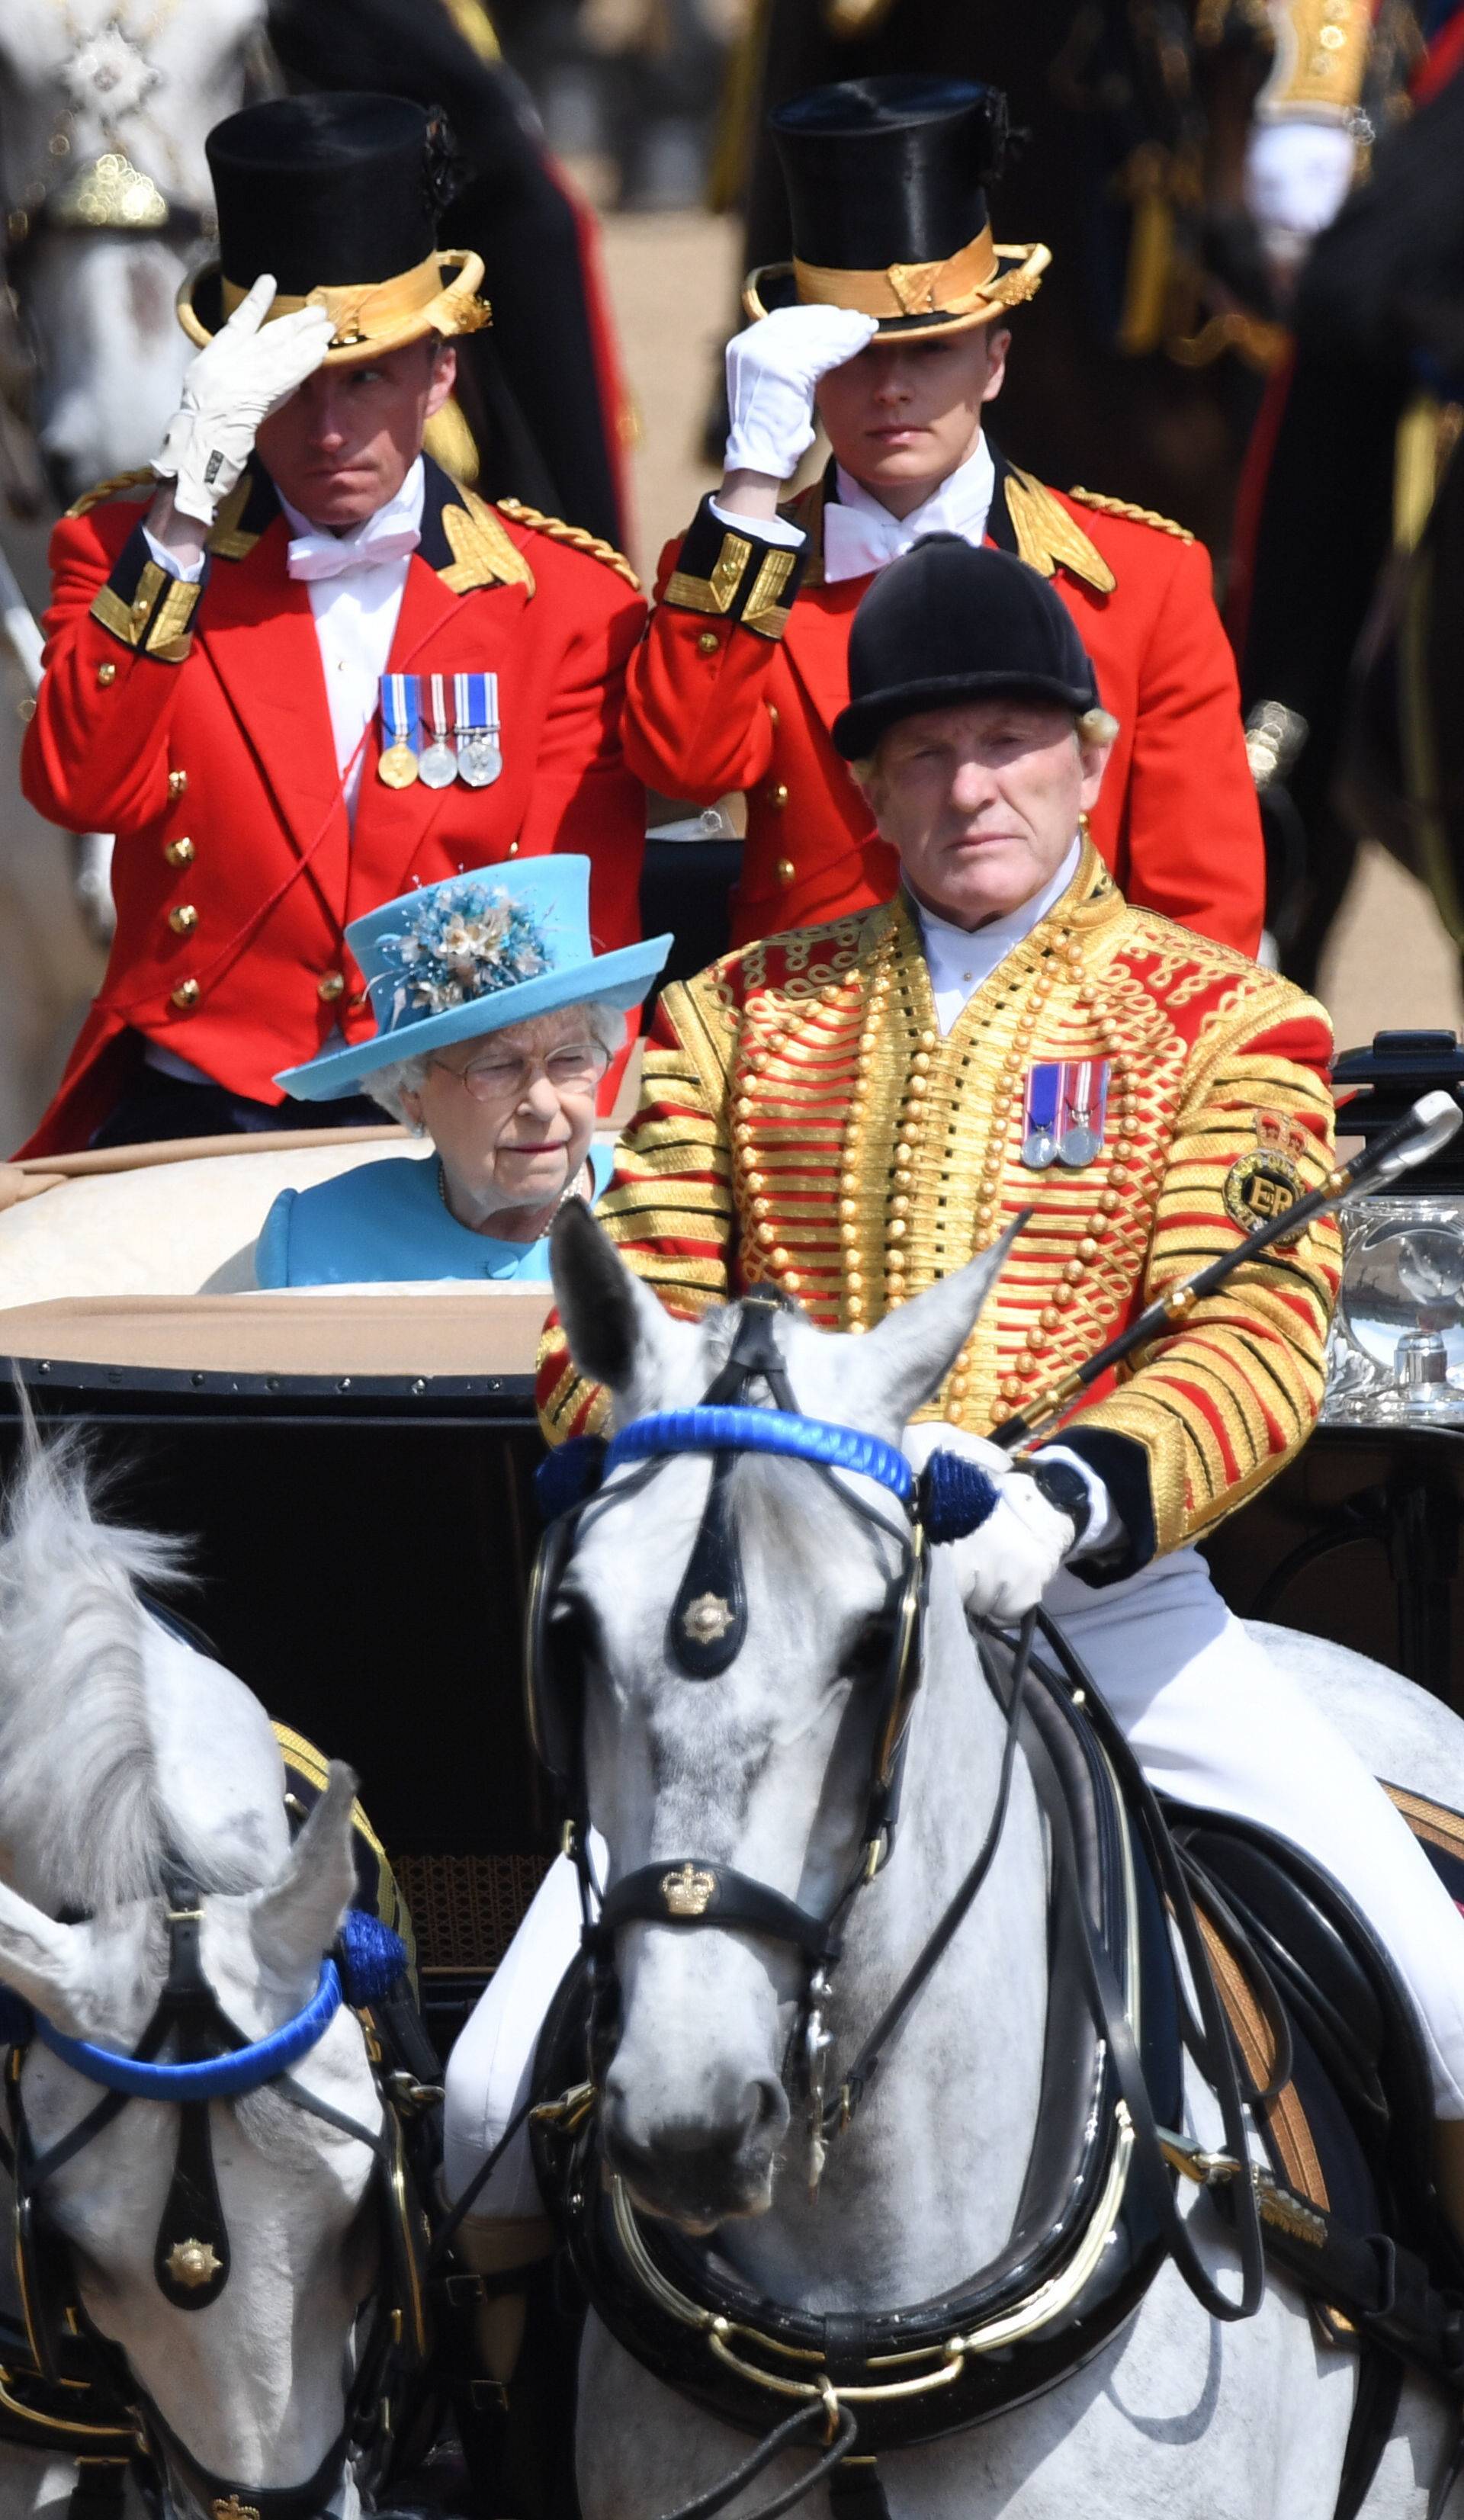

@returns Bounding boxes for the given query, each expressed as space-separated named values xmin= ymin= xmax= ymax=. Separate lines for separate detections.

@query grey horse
xmin=547 ymin=1204 xmax=1464 ymax=2520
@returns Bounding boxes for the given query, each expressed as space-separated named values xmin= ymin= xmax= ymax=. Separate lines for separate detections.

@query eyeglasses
xmin=431 ymin=1040 xmax=612 ymax=1104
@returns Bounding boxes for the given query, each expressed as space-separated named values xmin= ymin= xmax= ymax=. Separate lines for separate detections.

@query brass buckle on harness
xmin=530 ymin=2081 xmax=597 ymax=2135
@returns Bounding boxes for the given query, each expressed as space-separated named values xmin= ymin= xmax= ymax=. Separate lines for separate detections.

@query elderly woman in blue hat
xmin=255 ymin=859 xmax=669 ymax=1286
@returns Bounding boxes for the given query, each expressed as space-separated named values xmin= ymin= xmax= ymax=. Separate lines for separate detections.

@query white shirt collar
xmin=278 ymin=455 xmax=425 ymax=557
xmin=912 ymin=838 xmax=1083 ymax=1035
xmin=824 ymin=435 xmax=996 ymax=584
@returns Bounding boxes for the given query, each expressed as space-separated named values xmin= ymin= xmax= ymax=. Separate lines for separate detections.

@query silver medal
xmin=418 ymin=740 xmax=458 ymax=789
xmin=1058 ymin=1122 xmax=1103 ymax=1169
xmin=456 ymin=735 xmax=502 ymax=788
xmin=1021 ymin=1126 xmax=1059 ymax=1170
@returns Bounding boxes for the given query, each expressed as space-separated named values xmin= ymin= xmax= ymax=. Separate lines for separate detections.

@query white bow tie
xmin=287 ymin=520 xmax=421 ymax=582
xmin=822 ymin=501 xmax=913 ymax=586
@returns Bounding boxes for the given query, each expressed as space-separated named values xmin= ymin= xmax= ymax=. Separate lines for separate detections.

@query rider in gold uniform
xmin=522 ymin=540 xmax=1464 ymax=2255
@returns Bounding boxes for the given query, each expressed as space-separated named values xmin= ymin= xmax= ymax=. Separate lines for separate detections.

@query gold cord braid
xmin=496 ymin=496 xmax=641 ymax=589
xmin=1067 ymin=486 xmax=1194 ymax=544
xmin=65 ymin=467 xmax=156 ymax=518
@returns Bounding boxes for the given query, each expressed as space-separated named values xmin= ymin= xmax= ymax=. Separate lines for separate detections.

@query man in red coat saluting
xmin=624 ymin=75 xmax=1265 ymax=958
xmin=21 ymin=91 xmax=644 ymax=1156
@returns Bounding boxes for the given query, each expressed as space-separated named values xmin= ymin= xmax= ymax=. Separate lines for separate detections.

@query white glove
xmin=724 ymin=304 xmax=880 ymax=482
xmin=1244 ymin=121 xmax=1356 ymax=295
xmin=152 ymin=274 xmax=336 ymax=526
xmin=904 ymin=1427 xmax=1079 ymax=1625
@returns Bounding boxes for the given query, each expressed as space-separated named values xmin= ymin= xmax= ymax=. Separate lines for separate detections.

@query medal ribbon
xmin=426 ymin=673 xmax=451 ymax=750
xmin=1060 ymin=1059 xmax=1109 ymax=1153
xmin=379 ymin=673 xmax=419 ymax=756
xmin=453 ymin=669 xmax=496 ymax=738
xmin=1024 ymin=1063 xmax=1061 ymax=1141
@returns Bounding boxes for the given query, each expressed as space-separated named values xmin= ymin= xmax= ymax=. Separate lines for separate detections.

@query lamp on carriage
xmin=1324 ymin=1032 xmax=1464 ymax=1426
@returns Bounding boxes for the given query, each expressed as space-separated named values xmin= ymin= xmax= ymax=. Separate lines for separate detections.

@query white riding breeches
xmin=442 ymin=1546 xmax=1464 ymax=2210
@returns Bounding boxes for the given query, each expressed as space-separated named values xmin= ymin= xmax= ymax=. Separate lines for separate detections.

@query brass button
xmin=168 ymin=904 xmax=197 ymax=935
xmin=168 ymin=769 xmax=188 ymax=798
xmin=769 ymin=782 xmax=789 ymax=809
xmin=170 ymin=978 xmax=199 ymax=1011
xmin=767 ymin=703 xmax=779 ymax=727
xmin=96 ymin=661 xmax=117 ymax=687
xmin=775 ymin=857 xmax=795 ymax=887
xmin=317 ymin=971 xmax=345 ymax=1002
xmin=696 ymin=630 xmax=719 ymax=656
xmin=164 ymin=836 xmax=194 ymax=868
xmin=507 ymin=840 xmax=519 ymax=856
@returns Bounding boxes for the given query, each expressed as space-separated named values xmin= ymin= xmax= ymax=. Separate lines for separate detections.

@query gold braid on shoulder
xmin=496 ymin=496 xmax=641 ymax=589
xmin=1067 ymin=486 xmax=1194 ymax=544
xmin=66 ymin=468 xmax=156 ymax=518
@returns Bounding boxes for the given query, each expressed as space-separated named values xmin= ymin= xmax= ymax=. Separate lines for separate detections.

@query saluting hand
xmin=152 ymin=274 xmax=336 ymax=527
xmin=723 ymin=304 xmax=879 ymax=486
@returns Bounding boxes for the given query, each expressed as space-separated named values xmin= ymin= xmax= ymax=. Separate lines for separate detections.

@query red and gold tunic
xmin=538 ymin=844 xmax=1340 ymax=1572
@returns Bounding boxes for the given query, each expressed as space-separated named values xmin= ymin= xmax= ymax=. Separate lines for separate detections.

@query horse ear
xmin=845 ymin=1221 xmax=1022 ymax=1431
xmin=250 ymin=1762 xmax=358 ymax=1981
xmin=0 ymin=1881 xmax=83 ymax=2030
xmin=549 ymin=1199 xmax=687 ymax=1412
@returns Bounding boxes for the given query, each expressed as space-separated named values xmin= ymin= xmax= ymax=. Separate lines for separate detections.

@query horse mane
xmin=0 ymin=1433 xmax=210 ymax=1915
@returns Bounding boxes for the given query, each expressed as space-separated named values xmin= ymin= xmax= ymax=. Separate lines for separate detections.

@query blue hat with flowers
xmin=274 ymin=856 xmax=671 ymax=1101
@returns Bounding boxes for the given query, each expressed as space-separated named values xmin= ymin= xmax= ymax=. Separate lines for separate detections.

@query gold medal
xmin=378 ymin=743 xmax=419 ymax=790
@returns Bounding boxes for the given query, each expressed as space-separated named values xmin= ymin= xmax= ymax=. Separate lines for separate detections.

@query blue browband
xmin=34 ymin=1957 xmax=344 ymax=2101
xmin=605 ymin=1406 xmax=917 ymax=1504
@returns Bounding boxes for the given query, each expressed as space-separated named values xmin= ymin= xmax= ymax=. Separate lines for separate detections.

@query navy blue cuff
xmin=1048 ymin=1427 xmax=1157 ymax=1587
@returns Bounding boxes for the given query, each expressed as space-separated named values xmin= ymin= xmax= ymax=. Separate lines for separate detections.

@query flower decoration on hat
xmin=377 ymin=881 xmax=552 ymax=1024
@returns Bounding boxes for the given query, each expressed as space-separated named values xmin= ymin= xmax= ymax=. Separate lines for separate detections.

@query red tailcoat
xmin=623 ymin=452 xmax=1264 ymax=956
xmin=20 ymin=456 xmax=646 ymax=1156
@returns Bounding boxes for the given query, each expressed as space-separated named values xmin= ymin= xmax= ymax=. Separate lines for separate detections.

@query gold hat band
xmin=793 ymin=226 xmax=1009 ymax=322
xmin=221 ymin=251 xmax=448 ymax=343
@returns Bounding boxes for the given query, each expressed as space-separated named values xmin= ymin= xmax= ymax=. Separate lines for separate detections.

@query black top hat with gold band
xmin=745 ymin=75 xmax=1048 ymax=341
xmin=178 ymin=94 xmax=489 ymax=364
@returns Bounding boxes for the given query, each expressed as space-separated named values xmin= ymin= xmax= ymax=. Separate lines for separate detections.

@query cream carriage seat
xmin=0 ymin=1130 xmax=421 ymax=1302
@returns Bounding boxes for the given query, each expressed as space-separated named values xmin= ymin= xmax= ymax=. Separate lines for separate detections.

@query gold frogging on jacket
xmin=538 ymin=843 xmax=1341 ymax=1566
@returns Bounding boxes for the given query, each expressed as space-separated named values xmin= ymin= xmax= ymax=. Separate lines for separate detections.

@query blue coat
xmin=255 ymin=1145 xmax=613 ymax=1287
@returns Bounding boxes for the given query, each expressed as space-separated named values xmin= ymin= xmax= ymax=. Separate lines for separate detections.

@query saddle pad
xmin=1199 ymin=1908 xmax=1331 ymax=2213
xmin=1190 ymin=1782 xmax=1464 ymax=2242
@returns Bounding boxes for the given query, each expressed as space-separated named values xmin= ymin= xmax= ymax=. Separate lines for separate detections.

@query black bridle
xmin=0 ymin=1868 xmax=432 ymax=2520
xmin=525 ymin=1296 xmax=1019 ymax=2181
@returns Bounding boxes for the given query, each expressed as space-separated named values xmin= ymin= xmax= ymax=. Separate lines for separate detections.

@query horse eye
xmin=551 ymin=1594 xmax=599 ymax=1669
xmin=843 ymin=1616 xmax=893 ymax=1687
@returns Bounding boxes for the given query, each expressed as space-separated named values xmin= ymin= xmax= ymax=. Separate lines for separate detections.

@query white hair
xmin=358 ymin=998 xmax=625 ymax=1131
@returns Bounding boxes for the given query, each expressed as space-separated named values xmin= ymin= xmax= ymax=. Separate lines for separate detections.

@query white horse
xmin=544 ymin=1205 xmax=1464 ymax=2520
xmin=0 ymin=0 xmax=270 ymax=505
xmin=0 ymin=1437 xmax=407 ymax=2520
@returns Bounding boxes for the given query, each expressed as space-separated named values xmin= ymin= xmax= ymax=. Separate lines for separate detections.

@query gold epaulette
xmin=65 ymin=468 xmax=155 ymax=518
xmin=496 ymin=496 xmax=641 ymax=591
xmin=440 ymin=488 xmax=538 ymax=598
xmin=1068 ymin=485 xmax=1195 ymax=544
xmin=1003 ymin=467 xmax=1116 ymax=595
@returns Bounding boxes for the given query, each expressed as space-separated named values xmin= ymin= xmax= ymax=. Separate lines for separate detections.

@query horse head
xmin=547 ymin=1202 xmax=1013 ymax=2236
xmin=0 ymin=0 xmax=269 ymax=506
xmin=0 ymin=1442 xmax=400 ymax=2515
